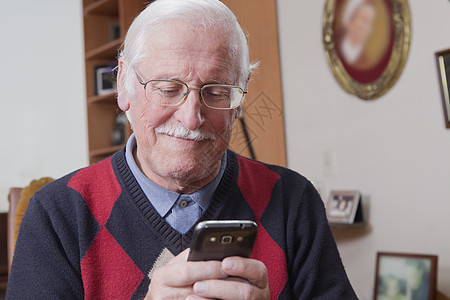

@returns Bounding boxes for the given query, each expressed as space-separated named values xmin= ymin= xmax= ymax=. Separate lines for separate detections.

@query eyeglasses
xmin=135 ymin=72 xmax=246 ymax=110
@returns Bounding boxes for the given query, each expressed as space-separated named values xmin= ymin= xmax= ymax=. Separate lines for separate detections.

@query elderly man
xmin=7 ymin=0 xmax=357 ymax=299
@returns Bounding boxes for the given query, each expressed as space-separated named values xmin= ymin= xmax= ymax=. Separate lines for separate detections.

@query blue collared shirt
xmin=125 ymin=134 xmax=226 ymax=230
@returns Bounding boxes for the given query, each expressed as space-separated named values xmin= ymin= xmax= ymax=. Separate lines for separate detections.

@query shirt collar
xmin=125 ymin=134 xmax=226 ymax=217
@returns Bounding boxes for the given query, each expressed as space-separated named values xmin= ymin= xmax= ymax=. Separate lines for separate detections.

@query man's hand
xmin=146 ymin=249 xmax=269 ymax=300
xmin=146 ymin=249 xmax=226 ymax=299
xmin=188 ymin=256 xmax=269 ymax=300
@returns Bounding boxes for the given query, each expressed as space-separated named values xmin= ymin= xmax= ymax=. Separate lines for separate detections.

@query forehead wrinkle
xmin=138 ymin=20 xmax=241 ymax=80
xmin=141 ymin=48 xmax=239 ymax=86
xmin=143 ymin=59 xmax=236 ymax=86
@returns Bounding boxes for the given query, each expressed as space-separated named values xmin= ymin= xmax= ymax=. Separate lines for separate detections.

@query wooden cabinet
xmin=82 ymin=0 xmax=286 ymax=166
xmin=82 ymin=0 xmax=149 ymax=163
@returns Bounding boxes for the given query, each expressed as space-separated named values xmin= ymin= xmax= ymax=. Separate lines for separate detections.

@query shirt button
xmin=179 ymin=200 xmax=188 ymax=208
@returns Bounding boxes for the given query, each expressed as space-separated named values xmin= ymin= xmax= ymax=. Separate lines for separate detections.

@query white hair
xmin=118 ymin=0 xmax=256 ymax=100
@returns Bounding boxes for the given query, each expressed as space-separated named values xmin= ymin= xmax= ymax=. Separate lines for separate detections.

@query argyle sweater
xmin=7 ymin=149 xmax=357 ymax=299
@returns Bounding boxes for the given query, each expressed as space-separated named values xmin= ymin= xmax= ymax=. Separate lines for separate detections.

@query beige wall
xmin=0 ymin=0 xmax=88 ymax=212
xmin=277 ymin=0 xmax=450 ymax=298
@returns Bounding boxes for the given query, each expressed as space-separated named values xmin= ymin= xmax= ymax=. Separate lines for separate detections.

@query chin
xmin=160 ymin=155 xmax=220 ymax=184
xmin=163 ymin=160 xmax=198 ymax=178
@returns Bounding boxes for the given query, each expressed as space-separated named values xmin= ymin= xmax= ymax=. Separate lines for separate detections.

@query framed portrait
xmin=326 ymin=190 xmax=362 ymax=224
xmin=374 ymin=252 xmax=438 ymax=300
xmin=323 ymin=0 xmax=411 ymax=100
xmin=95 ymin=63 xmax=117 ymax=96
xmin=435 ymin=48 xmax=450 ymax=129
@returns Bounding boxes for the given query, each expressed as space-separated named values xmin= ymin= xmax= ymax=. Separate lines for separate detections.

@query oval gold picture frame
xmin=323 ymin=0 xmax=411 ymax=100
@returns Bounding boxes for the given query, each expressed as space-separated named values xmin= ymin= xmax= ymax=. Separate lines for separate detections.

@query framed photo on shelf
xmin=326 ymin=190 xmax=362 ymax=224
xmin=95 ymin=63 xmax=117 ymax=96
xmin=322 ymin=0 xmax=411 ymax=100
xmin=374 ymin=252 xmax=438 ymax=300
xmin=109 ymin=21 xmax=120 ymax=41
xmin=435 ymin=48 xmax=450 ymax=128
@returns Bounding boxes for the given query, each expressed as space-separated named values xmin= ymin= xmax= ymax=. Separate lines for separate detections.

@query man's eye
xmin=151 ymin=83 xmax=183 ymax=97
xmin=204 ymin=87 xmax=229 ymax=98
xmin=160 ymin=88 xmax=180 ymax=95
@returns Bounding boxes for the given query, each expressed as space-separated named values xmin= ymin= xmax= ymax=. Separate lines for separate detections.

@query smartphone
xmin=188 ymin=220 xmax=258 ymax=261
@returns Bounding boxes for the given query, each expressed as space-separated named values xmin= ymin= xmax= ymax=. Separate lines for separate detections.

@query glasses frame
xmin=135 ymin=72 xmax=247 ymax=110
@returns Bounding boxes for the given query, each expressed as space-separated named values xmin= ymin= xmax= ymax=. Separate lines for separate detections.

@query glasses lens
xmin=145 ymin=80 xmax=187 ymax=106
xmin=202 ymin=85 xmax=244 ymax=109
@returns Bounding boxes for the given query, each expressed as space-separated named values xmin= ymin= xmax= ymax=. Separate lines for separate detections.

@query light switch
xmin=323 ymin=151 xmax=338 ymax=176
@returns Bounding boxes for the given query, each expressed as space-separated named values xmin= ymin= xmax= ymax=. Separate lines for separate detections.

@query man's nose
xmin=174 ymin=88 xmax=205 ymax=131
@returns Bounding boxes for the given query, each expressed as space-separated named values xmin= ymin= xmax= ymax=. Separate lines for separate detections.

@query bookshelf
xmin=82 ymin=0 xmax=149 ymax=163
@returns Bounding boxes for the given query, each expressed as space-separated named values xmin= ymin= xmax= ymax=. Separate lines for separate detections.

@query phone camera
xmin=221 ymin=235 xmax=233 ymax=244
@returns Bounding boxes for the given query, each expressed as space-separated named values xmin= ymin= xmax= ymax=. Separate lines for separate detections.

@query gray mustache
xmin=155 ymin=124 xmax=217 ymax=141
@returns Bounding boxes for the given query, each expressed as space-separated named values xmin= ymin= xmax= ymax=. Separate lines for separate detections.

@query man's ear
xmin=234 ymin=105 xmax=243 ymax=119
xmin=117 ymin=60 xmax=130 ymax=112
xmin=233 ymin=72 xmax=251 ymax=119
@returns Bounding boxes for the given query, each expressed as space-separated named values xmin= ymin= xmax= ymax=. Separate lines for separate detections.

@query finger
xmin=150 ymin=249 xmax=190 ymax=287
xmin=185 ymin=294 xmax=212 ymax=300
xmin=193 ymin=278 xmax=269 ymax=300
xmin=147 ymin=249 xmax=228 ymax=299
xmin=221 ymin=257 xmax=268 ymax=289
xmin=146 ymin=284 xmax=193 ymax=299
xmin=154 ymin=258 xmax=226 ymax=286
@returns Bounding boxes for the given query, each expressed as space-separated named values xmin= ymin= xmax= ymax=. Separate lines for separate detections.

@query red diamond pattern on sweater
xmin=237 ymin=156 xmax=287 ymax=299
xmin=251 ymin=222 xmax=288 ymax=299
xmin=81 ymin=226 xmax=144 ymax=300
xmin=68 ymin=158 xmax=121 ymax=225
xmin=237 ymin=156 xmax=280 ymax=219
xmin=70 ymin=158 xmax=144 ymax=298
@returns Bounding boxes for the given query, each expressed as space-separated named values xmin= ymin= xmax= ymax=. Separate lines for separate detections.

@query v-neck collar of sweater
xmin=112 ymin=148 xmax=236 ymax=250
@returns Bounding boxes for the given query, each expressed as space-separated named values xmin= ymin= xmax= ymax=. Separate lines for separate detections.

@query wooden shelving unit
xmin=84 ymin=0 xmax=119 ymax=16
xmin=82 ymin=0 xmax=149 ymax=163
xmin=85 ymin=39 xmax=122 ymax=60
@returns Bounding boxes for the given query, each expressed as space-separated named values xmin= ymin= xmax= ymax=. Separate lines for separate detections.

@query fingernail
xmin=194 ymin=281 xmax=205 ymax=293
xmin=222 ymin=258 xmax=235 ymax=270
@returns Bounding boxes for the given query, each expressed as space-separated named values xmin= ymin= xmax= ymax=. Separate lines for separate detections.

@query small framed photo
xmin=374 ymin=252 xmax=438 ymax=300
xmin=95 ymin=63 xmax=117 ymax=96
xmin=326 ymin=190 xmax=362 ymax=224
xmin=435 ymin=48 xmax=450 ymax=128
xmin=109 ymin=21 xmax=120 ymax=41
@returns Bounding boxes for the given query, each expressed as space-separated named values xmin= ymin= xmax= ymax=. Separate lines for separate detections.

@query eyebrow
xmin=161 ymin=75 xmax=234 ymax=86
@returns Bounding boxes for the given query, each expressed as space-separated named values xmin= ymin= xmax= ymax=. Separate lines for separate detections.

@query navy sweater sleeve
xmin=6 ymin=179 xmax=86 ymax=299
xmin=290 ymin=180 xmax=358 ymax=299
